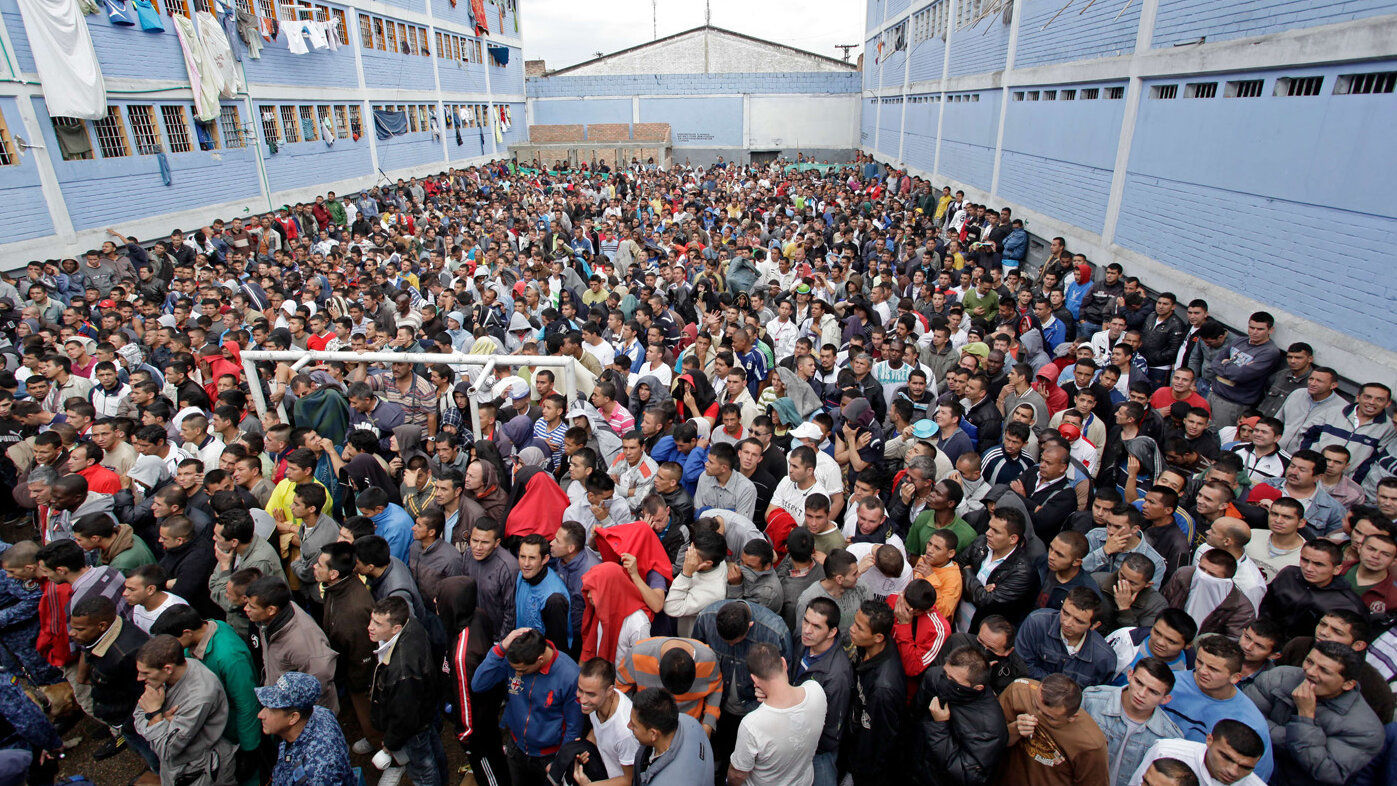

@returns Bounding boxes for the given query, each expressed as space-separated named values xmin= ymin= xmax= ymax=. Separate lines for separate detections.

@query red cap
xmin=98 ymin=299 xmax=116 ymax=308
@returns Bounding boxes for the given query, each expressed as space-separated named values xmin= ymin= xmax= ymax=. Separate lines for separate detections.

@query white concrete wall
xmin=560 ymin=28 xmax=854 ymax=75
xmin=747 ymin=94 xmax=859 ymax=148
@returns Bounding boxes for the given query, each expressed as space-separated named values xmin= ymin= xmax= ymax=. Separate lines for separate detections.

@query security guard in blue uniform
xmin=0 ymin=668 xmax=63 ymax=785
xmin=255 ymin=672 xmax=357 ymax=786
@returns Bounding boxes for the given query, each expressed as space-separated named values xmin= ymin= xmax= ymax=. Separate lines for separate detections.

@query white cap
xmin=790 ymin=422 xmax=823 ymax=441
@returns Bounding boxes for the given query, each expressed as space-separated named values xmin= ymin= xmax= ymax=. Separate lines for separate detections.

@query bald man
xmin=1194 ymin=517 xmax=1265 ymax=611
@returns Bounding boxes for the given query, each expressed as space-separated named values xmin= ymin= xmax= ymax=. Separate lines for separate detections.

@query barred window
xmin=161 ymin=105 xmax=192 ymax=152
xmin=94 ymin=106 xmax=132 ymax=158
xmin=257 ymin=0 xmax=274 ymax=19
xmin=407 ymin=105 xmax=418 ymax=133
xmin=359 ymin=13 xmax=373 ymax=47
xmin=348 ymin=105 xmax=362 ymax=137
xmin=334 ymin=105 xmax=349 ymax=137
xmin=51 ymin=118 xmax=94 ymax=160
xmin=373 ymin=18 xmax=386 ymax=51
xmin=332 ymin=8 xmax=347 ymax=41
xmin=418 ymin=27 xmax=428 ymax=56
xmin=127 ymin=105 xmax=163 ymax=155
xmin=316 ymin=105 xmax=332 ymax=139
xmin=280 ymin=106 xmax=300 ymax=142
xmin=220 ymin=105 xmax=243 ymax=148
xmin=261 ymin=106 xmax=280 ymax=142
xmin=385 ymin=20 xmax=397 ymax=53
xmin=299 ymin=106 xmax=317 ymax=141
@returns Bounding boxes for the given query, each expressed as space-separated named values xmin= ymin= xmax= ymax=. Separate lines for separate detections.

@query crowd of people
xmin=2 ymin=151 xmax=1397 ymax=786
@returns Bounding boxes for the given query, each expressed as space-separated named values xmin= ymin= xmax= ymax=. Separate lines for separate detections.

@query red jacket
xmin=77 ymin=463 xmax=121 ymax=495
xmin=36 ymin=580 xmax=74 ymax=668
xmin=886 ymin=593 xmax=951 ymax=680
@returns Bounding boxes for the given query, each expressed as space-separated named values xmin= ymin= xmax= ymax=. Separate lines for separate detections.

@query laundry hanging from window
xmin=373 ymin=108 xmax=408 ymax=140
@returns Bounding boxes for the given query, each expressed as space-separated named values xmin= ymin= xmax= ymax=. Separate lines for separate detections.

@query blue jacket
xmin=1014 ymin=608 xmax=1117 ymax=688
xmin=692 ymin=599 xmax=790 ymax=716
xmin=1260 ymin=477 xmax=1347 ymax=538
xmin=1002 ymin=228 xmax=1029 ymax=262
xmin=471 ymin=643 xmax=583 ymax=757
xmin=515 ymin=568 xmax=572 ymax=648
xmin=370 ymin=504 xmax=414 ymax=564
xmin=1081 ymin=684 xmax=1183 ymax=786
xmin=1064 ymin=279 xmax=1093 ymax=320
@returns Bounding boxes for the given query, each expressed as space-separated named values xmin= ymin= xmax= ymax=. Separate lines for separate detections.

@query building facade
xmin=0 ymin=0 xmax=527 ymax=259
xmin=862 ymin=0 xmax=1397 ymax=381
xmin=526 ymin=26 xmax=861 ymax=166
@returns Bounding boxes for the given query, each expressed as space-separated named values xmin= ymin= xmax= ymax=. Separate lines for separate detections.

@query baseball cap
xmin=254 ymin=671 xmax=322 ymax=710
xmin=98 ymin=299 xmax=117 ymax=309
xmin=790 ymin=422 xmax=822 ymax=441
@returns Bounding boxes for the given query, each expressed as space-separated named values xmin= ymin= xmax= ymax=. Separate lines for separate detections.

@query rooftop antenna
xmin=652 ymin=0 xmax=657 ymax=39
xmin=835 ymin=43 xmax=857 ymax=61
xmin=705 ymin=0 xmax=711 ymax=25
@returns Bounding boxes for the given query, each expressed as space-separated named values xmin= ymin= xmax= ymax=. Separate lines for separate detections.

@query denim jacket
xmin=1081 ymin=684 xmax=1183 ymax=786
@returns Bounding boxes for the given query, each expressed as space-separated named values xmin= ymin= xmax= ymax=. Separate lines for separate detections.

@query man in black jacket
xmin=912 ymin=646 xmax=1009 ymax=786
xmin=964 ymin=374 xmax=1004 ymax=453
xmin=1139 ymin=293 xmax=1187 ymax=387
xmin=844 ymin=600 xmax=905 ymax=786
xmin=791 ymin=597 xmax=852 ymax=786
xmin=69 ymin=595 xmax=157 ymax=769
xmin=960 ymin=507 xmax=1039 ymax=630
xmin=1258 ymin=540 xmax=1367 ymax=641
xmin=369 ymin=596 xmax=446 ymax=786
xmin=1010 ymin=445 xmax=1077 ymax=542
xmin=156 ymin=514 xmax=220 ymax=619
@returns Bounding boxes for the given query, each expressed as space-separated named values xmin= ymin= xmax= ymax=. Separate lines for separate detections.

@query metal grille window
xmin=94 ymin=107 xmax=132 ymax=158
xmin=161 ymin=105 xmax=192 ymax=152
xmin=1060 ymin=89 xmax=1075 ymax=100
xmin=373 ymin=18 xmax=386 ymax=50
xmin=316 ymin=105 xmax=332 ymax=138
xmin=127 ymin=105 xmax=163 ymax=154
xmin=1150 ymin=84 xmax=1176 ymax=99
xmin=165 ymin=0 xmax=189 ymax=17
xmin=420 ymin=105 xmax=430 ymax=130
xmin=332 ymin=9 xmax=347 ymax=42
xmin=256 ymin=0 xmax=273 ymax=18
xmin=359 ymin=14 xmax=373 ymax=47
xmin=299 ymin=106 xmax=317 ymax=141
xmin=1184 ymin=82 xmax=1216 ymax=98
xmin=52 ymin=118 xmax=94 ymax=160
xmin=1081 ymin=87 xmax=1099 ymax=99
xmin=419 ymin=28 xmax=428 ymax=56
xmin=261 ymin=106 xmax=280 ymax=142
xmin=1043 ymin=90 xmax=1056 ymax=100
xmin=1105 ymin=86 xmax=1124 ymax=99
xmin=280 ymin=106 xmax=300 ymax=142
xmin=407 ymin=105 xmax=418 ymax=133
xmin=348 ymin=105 xmax=362 ymax=137
xmin=1335 ymin=71 xmax=1396 ymax=95
xmin=1276 ymin=76 xmax=1323 ymax=97
xmin=385 ymin=20 xmax=397 ymax=53
xmin=220 ymin=106 xmax=243 ymax=147
xmin=1225 ymin=79 xmax=1263 ymax=98
xmin=333 ymin=105 xmax=348 ymax=137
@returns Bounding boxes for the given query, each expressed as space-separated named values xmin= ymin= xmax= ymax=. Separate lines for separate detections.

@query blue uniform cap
xmin=254 ymin=671 xmax=321 ymax=710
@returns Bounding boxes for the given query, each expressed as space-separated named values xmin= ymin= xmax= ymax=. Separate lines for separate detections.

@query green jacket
xmin=194 ymin=620 xmax=263 ymax=752
xmin=106 ymin=525 xmax=157 ymax=575
xmin=326 ymin=199 xmax=347 ymax=227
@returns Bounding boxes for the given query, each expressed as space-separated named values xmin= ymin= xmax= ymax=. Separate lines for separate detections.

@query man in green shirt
xmin=906 ymin=480 xmax=978 ymax=560
xmin=960 ymin=276 xmax=1000 ymax=323
xmin=152 ymin=604 xmax=265 ymax=785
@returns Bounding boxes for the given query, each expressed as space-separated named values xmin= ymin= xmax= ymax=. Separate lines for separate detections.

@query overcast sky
xmin=521 ymin=0 xmax=864 ymax=70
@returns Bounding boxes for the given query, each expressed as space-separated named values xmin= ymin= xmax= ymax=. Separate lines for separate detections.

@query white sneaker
xmin=377 ymin=765 xmax=406 ymax=786
xmin=352 ymin=738 xmax=373 ymax=755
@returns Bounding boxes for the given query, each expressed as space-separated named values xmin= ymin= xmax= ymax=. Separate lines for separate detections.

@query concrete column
xmin=989 ymin=0 xmax=1025 ymax=199
xmin=1101 ymin=0 xmax=1162 ymax=246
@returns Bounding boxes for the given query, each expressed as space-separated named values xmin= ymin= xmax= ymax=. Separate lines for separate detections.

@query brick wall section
xmin=632 ymin=123 xmax=671 ymax=142
xmin=528 ymin=124 xmax=584 ymax=142
xmin=586 ymin=124 xmax=630 ymax=142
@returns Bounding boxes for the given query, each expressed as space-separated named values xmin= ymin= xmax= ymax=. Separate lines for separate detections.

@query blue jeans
xmin=813 ymin=750 xmax=838 ymax=786
xmin=122 ymin=722 xmax=161 ymax=774
xmin=395 ymin=725 xmax=447 ymax=786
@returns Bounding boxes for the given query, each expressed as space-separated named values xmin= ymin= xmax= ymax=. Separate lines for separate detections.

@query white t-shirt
xmin=131 ymin=593 xmax=188 ymax=633
xmin=812 ymin=451 xmax=843 ymax=498
xmin=589 ymin=689 xmax=640 ymax=778
xmin=730 ymin=681 xmax=827 ymax=786
xmin=598 ymin=609 xmax=652 ymax=667
xmin=769 ymin=477 xmax=830 ymax=526
xmin=846 ymin=542 xmax=911 ymax=600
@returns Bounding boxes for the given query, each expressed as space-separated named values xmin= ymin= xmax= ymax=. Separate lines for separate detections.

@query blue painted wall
xmin=902 ymin=95 xmax=937 ymax=172
xmin=947 ymin=14 xmax=1011 ymax=77
xmin=1150 ymin=0 xmax=1393 ymax=48
xmin=936 ymin=91 xmax=998 ymax=190
xmin=264 ymin=116 xmax=375 ymax=193
xmin=639 ymin=97 xmax=742 ymax=147
xmin=907 ymin=26 xmax=946 ymax=84
xmin=36 ymin=99 xmax=264 ymax=231
xmin=1015 ymin=0 xmax=1139 ymax=68
xmin=876 ymin=99 xmax=902 ymax=158
xmin=0 ymin=98 xmax=54 ymax=242
xmin=1114 ymin=63 xmax=1397 ymax=350
xmin=244 ymin=15 xmax=360 ymax=89
xmin=996 ymin=84 xmax=1125 ymax=233
xmin=439 ymin=58 xmax=490 ymax=93
xmin=531 ymin=98 xmax=631 ymax=126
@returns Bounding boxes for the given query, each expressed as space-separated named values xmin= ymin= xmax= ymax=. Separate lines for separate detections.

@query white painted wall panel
xmin=747 ymin=95 xmax=859 ymax=149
